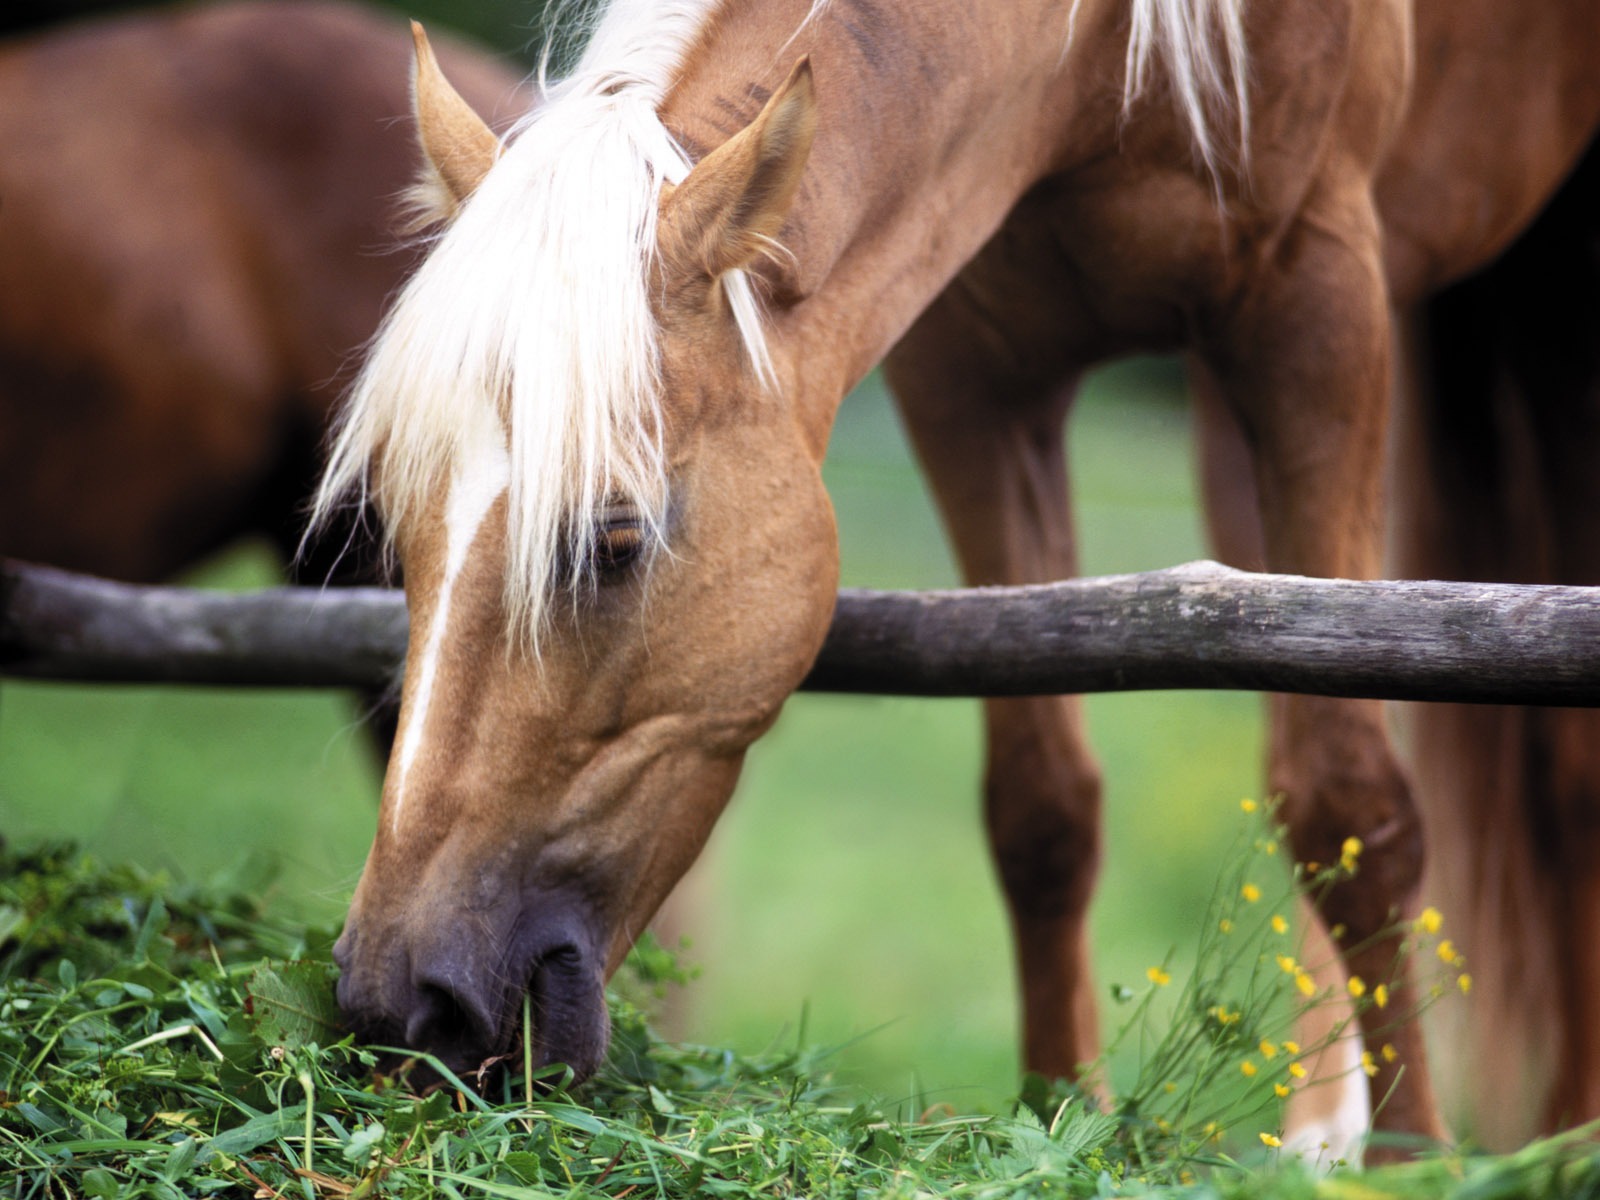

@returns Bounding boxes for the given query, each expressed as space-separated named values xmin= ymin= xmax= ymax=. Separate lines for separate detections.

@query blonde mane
xmin=313 ymin=0 xmax=774 ymax=648
xmin=1124 ymin=0 xmax=1251 ymax=179
xmin=312 ymin=0 xmax=1247 ymax=649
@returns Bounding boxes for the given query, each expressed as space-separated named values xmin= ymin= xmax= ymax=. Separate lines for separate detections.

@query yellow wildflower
xmin=1242 ymin=883 xmax=1262 ymax=903
xmin=1147 ymin=966 xmax=1172 ymax=987
xmin=1459 ymin=973 xmax=1473 ymax=995
xmin=1361 ymin=1051 xmax=1379 ymax=1077
xmin=1283 ymin=1040 xmax=1301 ymax=1055
xmin=1374 ymin=983 xmax=1389 ymax=1009
xmin=1340 ymin=836 xmax=1363 ymax=871
xmin=1274 ymin=1083 xmax=1291 ymax=1098
xmin=1271 ymin=915 xmax=1289 ymax=935
xmin=1263 ymin=839 xmax=1279 ymax=856
xmin=1260 ymin=1039 xmax=1278 ymax=1059
xmin=1219 ymin=918 xmax=1235 ymax=934
xmin=1163 ymin=1081 xmax=1178 ymax=1094
xmin=1348 ymin=976 xmax=1367 ymax=999
xmin=1437 ymin=939 xmax=1460 ymax=965
xmin=1260 ymin=1133 xmax=1282 ymax=1148
xmin=1289 ymin=1062 xmax=1308 ymax=1079
xmin=1295 ymin=970 xmax=1316 ymax=998
xmin=1277 ymin=954 xmax=1298 ymax=974
xmin=1381 ymin=1043 xmax=1399 ymax=1063
xmin=1417 ymin=906 xmax=1444 ymax=934
xmin=1240 ymin=1059 xmax=1258 ymax=1078
xmin=1241 ymin=798 xmax=1259 ymax=814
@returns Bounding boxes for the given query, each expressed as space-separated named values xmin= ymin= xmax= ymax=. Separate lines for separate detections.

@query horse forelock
xmin=313 ymin=0 xmax=776 ymax=653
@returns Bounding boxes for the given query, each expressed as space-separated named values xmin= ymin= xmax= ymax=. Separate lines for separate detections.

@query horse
xmin=310 ymin=0 xmax=1600 ymax=1152
xmin=1393 ymin=137 xmax=1600 ymax=1148
xmin=1193 ymin=130 xmax=1600 ymax=1150
xmin=0 ymin=0 xmax=518 ymax=592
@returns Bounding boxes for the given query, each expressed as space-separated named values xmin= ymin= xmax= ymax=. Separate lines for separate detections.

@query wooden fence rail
xmin=4 ymin=557 xmax=1600 ymax=705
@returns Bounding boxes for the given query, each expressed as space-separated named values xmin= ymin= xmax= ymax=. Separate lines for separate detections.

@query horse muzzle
xmin=332 ymin=901 xmax=611 ymax=1084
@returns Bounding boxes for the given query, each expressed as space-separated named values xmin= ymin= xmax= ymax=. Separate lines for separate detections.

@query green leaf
xmin=80 ymin=1168 xmax=121 ymax=1199
xmin=133 ymin=896 xmax=169 ymax=961
xmin=15 ymin=1102 xmax=69 ymax=1135
xmin=244 ymin=961 xmax=342 ymax=1050
xmin=343 ymin=1120 xmax=387 ymax=1163
xmin=1048 ymin=1101 xmax=1122 ymax=1160
xmin=161 ymin=1136 xmax=200 ymax=1182
xmin=647 ymin=1083 xmax=677 ymax=1115
xmin=501 ymin=1151 xmax=544 ymax=1184
xmin=197 ymin=1104 xmax=306 ymax=1162
xmin=0 ymin=902 xmax=23 ymax=947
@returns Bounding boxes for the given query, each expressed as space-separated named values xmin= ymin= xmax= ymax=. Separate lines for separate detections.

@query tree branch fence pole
xmin=4 ymin=558 xmax=1600 ymax=705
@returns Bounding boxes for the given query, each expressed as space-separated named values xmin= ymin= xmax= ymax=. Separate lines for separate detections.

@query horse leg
xmin=1191 ymin=358 xmax=1369 ymax=1155
xmin=886 ymin=293 xmax=1102 ymax=1084
xmin=1203 ymin=191 xmax=1445 ymax=1148
xmin=1189 ymin=359 xmax=1265 ymax=574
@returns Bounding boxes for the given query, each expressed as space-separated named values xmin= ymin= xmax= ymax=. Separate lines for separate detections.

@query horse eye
xmin=592 ymin=515 xmax=647 ymax=575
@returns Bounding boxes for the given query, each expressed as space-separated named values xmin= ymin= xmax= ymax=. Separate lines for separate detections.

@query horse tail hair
xmin=1390 ymin=131 xmax=1600 ymax=1148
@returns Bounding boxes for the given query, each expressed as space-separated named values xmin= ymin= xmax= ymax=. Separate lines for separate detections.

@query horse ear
xmin=406 ymin=21 xmax=499 ymax=227
xmin=660 ymin=57 xmax=816 ymax=285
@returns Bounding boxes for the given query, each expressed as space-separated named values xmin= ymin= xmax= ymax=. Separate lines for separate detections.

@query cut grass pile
xmin=5 ymin=834 xmax=1597 ymax=1199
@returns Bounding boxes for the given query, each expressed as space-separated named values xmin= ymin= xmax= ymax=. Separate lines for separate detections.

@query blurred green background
xmin=0 ymin=0 xmax=1265 ymax=1110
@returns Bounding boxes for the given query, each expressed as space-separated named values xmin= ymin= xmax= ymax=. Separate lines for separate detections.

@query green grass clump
xmin=0 ymin=833 xmax=1584 ymax=1200
xmin=0 ymin=841 xmax=1143 ymax=1197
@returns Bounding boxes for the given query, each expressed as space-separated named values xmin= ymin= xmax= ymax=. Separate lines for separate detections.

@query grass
xmin=0 ymin=363 xmax=1261 ymax=1107
xmin=0 ymin=828 xmax=1569 ymax=1199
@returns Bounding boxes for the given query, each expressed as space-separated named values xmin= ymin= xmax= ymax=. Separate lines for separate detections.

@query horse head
xmin=320 ymin=24 xmax=832 ymax=1080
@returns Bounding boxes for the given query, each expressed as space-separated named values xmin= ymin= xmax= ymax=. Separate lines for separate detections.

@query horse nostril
xmin=405 ymin=975 xmax=502 ymax=1065
xmin=539 ymin=945 xmax=584 ymax=977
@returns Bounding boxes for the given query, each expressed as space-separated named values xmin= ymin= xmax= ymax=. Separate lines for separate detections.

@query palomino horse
xmin=0 ymin=1 xmax=516 ymax=588
xmin=1195 ymin=134 xmax=1600 ymax=1149
xmin=314 ymin=0 xmax=1600 ymax=1148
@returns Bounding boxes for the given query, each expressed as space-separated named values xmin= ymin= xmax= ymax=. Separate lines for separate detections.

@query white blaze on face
xmin=390 ymin=410 xmax=511 ymax=832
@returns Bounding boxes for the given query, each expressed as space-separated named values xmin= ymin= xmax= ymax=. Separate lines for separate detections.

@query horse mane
xmin=312 ymin=0 xmax=775 ymax=649
xmin=311 ymin=0 xmax=1247 ymax=649
xmin=1123 ymin=0 xmax=1251 ymax=179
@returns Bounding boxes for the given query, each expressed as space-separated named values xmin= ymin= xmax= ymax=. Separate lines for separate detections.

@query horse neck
xmin=663 ymin=0 xmax=1124 ymax=446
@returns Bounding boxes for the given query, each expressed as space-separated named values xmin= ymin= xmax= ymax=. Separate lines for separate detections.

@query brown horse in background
xmin=1395 ymin=136 xmax=1600 ymax=1148
xmin=309 ymin=0 xmax=1599 ymax=1159
xmin=0 ymin=0 xmax=519 ymax=588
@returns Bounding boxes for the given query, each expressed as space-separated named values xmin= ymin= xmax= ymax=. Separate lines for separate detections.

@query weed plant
xmin=0 ymin=815 xmax=1589 ymax=1199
